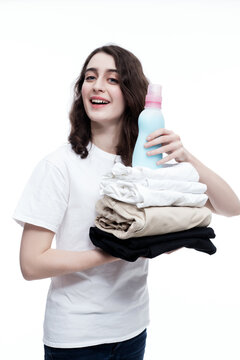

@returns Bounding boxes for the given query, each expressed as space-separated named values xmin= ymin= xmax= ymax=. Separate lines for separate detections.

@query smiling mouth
xmin=90 ymin=99 xmax=110 ymax=105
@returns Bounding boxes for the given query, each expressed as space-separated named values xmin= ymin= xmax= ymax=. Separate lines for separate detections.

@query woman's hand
xmin=166 ymin=248 xmax=183 ymax=254
xmin=144 ymin=128 xmax=190 ymax=165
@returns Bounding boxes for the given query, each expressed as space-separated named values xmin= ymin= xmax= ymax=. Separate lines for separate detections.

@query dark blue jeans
xmin=44 ymin=329 xmax=147 ymax=360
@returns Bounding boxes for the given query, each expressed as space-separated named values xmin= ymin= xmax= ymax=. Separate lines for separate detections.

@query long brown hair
xmin=68 ymin=45 xmax=149 ymax=165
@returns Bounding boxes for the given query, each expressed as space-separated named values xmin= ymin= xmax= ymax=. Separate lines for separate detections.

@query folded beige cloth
xmin=95 ymin=195 xmax=212 ymax=239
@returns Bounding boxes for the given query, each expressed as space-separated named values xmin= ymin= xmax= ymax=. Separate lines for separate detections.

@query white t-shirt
xmin=13 ymin=143 xmax=149 ymax=348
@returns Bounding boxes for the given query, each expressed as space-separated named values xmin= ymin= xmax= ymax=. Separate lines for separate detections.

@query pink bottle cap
xmin=145 ymin=84 xmax=162 ymax=108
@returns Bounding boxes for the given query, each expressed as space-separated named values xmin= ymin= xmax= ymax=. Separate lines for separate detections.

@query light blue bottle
xmin=132 ymin=84 xmax=165 ymax=169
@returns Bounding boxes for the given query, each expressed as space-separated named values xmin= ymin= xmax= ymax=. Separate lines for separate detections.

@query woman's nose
xmin=93 ymin=77 xmax=105 ymax=92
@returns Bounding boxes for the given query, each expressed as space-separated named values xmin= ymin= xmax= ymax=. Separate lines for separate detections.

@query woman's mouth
xmin=90 ymin=98 xmax=110 ymax=109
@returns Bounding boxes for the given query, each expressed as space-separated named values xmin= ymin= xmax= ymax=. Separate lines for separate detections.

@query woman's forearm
xmin=186 ymin=149 xmax=240 ymax=217
xmin=24 ymin=248 xmax=120 ymax=281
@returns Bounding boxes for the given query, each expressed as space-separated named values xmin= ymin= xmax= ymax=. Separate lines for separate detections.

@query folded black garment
xmin=89 ymin=226 xmax=216 ymax=262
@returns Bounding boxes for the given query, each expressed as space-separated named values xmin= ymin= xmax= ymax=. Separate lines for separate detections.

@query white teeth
xmin=91 ymin=99 xmax=109 ymax=104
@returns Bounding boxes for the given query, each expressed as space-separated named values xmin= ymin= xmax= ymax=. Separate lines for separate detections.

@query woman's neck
xmin=91 ymin=122 xmax=122 ymax=155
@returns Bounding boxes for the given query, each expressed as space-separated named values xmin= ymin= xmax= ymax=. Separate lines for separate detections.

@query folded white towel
xmin=108 ymin=162 xmax=200 ymax=182
xmin=100 ymin=162 xmax=208 ymax=208
xmin=100 ymin=178 xmax=207 ymax=195
xmin=134 ymin=185 xmax=208 ymax=208
xmin=100 ymin=182 xmax=207 ymax=208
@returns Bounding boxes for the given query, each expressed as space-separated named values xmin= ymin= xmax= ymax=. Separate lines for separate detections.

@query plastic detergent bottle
xmin=132 ymin=83 xmax=165 ymax=169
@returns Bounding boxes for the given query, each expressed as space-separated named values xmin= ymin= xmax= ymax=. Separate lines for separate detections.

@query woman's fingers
xmin=166 ymin=247 xmax=183 ymax=254
xmin=156 ymin=153 xmax=177 ymax=165
xmin=158 ymin=148 xmax=188 ymax=164
xmin=146 ymin=141 xmax=181 ymax=156
xmin=144 ymin=133 xmax=177 ymax=148
xmin=146 ymin=128 xmax=173 ymax=141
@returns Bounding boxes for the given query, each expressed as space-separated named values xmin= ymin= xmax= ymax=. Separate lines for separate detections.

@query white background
xmin=1 ymin=0 xmax=240 ymax=359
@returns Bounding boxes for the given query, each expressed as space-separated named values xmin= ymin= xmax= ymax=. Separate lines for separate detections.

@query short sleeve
xmin=13 ymin=159 xmax=69 ymax=233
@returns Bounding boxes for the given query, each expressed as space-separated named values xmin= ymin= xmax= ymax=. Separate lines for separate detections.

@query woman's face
xmin=81 ymin=52 xmax=125 ymax=127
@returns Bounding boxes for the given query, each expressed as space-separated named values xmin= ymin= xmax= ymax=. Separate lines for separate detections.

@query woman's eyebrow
xmin=85 ymin=67 xmax=118 ymax=74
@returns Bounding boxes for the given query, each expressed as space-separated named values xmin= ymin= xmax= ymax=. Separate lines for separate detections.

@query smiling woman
xmin=68 ymin=45 xmax=149 ymax=164
xmin=13 ymin=44 xmax=240 ymax=360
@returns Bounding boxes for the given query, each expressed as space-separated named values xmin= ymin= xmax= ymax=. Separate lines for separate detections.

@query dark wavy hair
xmin=68 ymin=45 xmax=149 ymax=166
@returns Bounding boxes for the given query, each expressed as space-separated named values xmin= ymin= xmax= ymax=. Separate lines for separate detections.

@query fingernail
xmin=146 ymin=136 xmax=151 ymax=140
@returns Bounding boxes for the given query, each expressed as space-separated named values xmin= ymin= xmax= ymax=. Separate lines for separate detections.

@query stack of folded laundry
xmin=89 ymin=162 xmax=216 ymax=262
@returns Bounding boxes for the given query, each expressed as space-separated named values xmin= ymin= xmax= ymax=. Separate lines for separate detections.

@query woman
xmin=13 ymin=45 xmax=240 ymax=360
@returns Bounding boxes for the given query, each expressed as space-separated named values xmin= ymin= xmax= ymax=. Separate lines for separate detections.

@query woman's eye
xmin=85 ymin=76 xmax=95 ymax=81
xmin=109 ymin=78 xmax=118 ymax=84
xmin=84 ymin=76 xmax=118 ymax=83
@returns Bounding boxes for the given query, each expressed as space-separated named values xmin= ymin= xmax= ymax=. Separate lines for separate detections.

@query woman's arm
xmin=20 ymin=223 xmax=120 ymax=281
xmin=182 ymin=150 xmax=240 ymax=216
xmin=144 ymin=128 xmax=240 ymax=217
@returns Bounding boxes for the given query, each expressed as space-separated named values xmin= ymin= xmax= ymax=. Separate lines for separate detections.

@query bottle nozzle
xmin=145 ymin=83 xmax=162 ymax=108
